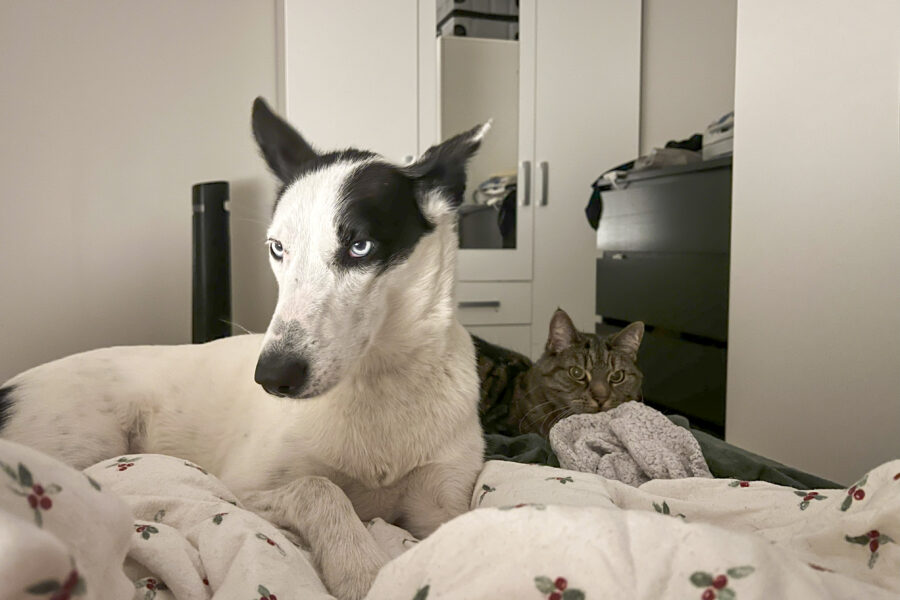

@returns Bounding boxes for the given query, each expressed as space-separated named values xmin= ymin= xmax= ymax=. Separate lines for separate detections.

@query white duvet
xmin=0 ymin=439 xmax=898 ymax=599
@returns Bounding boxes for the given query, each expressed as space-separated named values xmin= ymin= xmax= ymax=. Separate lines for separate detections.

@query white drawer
xmin=456 ymin=281 xmax=532 ymax=326
xmin=466 ymin=324 xmax=532 ymax=357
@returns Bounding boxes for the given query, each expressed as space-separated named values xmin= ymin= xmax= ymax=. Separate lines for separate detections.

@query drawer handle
xmin=459 ymin=300 xmax=501 ymax=309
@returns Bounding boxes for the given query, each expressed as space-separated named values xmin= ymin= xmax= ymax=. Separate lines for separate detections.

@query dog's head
xmin=250 ymin=98 xmax=486 ymax=399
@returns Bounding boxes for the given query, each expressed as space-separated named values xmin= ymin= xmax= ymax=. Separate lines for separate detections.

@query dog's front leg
xmin=400 ymin=461 xmax=480 ymax=539
xmin=241 ymin=476 xmax=389 ymax=600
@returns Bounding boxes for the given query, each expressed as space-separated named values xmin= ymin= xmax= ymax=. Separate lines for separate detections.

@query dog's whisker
xmin=219 ymin=319 xmax=256 ymax=336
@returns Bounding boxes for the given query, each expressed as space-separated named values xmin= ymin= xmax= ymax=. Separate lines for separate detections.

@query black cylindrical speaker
xmin=192 ymin=181 xmax=231 ymax=343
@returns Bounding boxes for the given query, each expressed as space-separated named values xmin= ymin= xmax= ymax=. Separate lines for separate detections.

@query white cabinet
xmin=528 ymin=0 xmax=642 ymax=356
xmin=281 ymin=0 xmax=641 ymax=358
xmin=430 ymin=0 xmax=641 ymax=357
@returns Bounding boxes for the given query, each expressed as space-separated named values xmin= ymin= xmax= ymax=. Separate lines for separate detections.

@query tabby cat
xmin=474 ymin=308 xmax=644 ymax=437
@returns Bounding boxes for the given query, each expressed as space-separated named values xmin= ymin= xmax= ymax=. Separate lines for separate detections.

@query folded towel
xmin=548 ymin=402 xmax=712 ymax=486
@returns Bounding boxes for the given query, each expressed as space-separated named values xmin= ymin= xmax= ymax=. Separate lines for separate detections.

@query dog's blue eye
xmin=269 ymin=240 xmax=284 ymax=260
xmin=349 ymin=240 xmax=373 ymax=258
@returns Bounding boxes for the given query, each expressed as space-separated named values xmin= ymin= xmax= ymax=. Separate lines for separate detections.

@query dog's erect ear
xmin=405 ymin=122 xmax=490 ymax=208
xmin=251 ymin=97 xmax=318 ymax=184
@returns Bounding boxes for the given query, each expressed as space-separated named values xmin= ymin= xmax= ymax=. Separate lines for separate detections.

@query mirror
xmin=437 ymin=2 xmax=519 ymax=249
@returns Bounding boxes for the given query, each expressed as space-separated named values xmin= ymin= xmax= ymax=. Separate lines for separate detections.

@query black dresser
xmin=594 ymin=156 xmax=732 ymax=437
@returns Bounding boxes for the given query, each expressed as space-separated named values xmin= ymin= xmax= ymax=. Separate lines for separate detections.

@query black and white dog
xmin=0 ymin=98 xmax=487 ymax=600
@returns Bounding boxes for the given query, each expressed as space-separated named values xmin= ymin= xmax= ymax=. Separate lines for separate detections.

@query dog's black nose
xmin=254 ymin=353 xmax=309 ymax=398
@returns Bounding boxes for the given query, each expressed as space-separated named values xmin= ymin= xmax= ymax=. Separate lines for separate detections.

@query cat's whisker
xmin=517 ymin=400 xmax=559 ymax=431
xmin=537 ymin=406 xmax=572 ymax=435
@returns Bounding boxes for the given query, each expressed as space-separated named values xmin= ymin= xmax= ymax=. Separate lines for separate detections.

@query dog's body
xmin=0 ymin=99 xmax=487 ymax=599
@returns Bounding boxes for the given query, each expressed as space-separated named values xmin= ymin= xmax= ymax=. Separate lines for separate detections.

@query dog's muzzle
xmin=254 ymin=352 xmax=310 ymax=398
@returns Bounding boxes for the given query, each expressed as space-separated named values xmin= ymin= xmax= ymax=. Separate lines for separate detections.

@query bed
xmin=3 ymin=426 xmax=898 ymax=600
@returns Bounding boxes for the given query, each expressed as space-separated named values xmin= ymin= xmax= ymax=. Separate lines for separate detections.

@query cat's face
xmin=524 ymin=309 xmax=643 ymax=435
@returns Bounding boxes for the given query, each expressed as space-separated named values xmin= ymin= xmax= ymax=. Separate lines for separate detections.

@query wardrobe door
xmin=530 ymin=0 xmax=641 ymax=357
xmin=282 ymin=0 xmax=419 ymax=162
xmin=452 ymin=0 xmax=536 ymax=282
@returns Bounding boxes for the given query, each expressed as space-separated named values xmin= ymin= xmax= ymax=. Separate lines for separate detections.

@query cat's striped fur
xmin=475 ymin=309 xmax=644 ymax=437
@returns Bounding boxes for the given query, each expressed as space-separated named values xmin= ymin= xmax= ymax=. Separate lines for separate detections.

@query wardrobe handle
xmin=458 ymin=300 xmax=501 ymax=309
xmin=539 ymin=161 xmax=549 ymax=206
xmin=520 ymin=160 xmax=531 ymax=206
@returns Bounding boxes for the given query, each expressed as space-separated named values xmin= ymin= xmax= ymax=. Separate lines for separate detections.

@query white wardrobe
xmin=281 ymin=0 xmax=641 ymax=358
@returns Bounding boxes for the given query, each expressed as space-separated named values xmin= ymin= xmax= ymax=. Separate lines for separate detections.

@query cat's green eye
xmin=609 ymin=370 xmax=625 ymax=384
xmin=568 ymin=366 xmax=586 ymax=381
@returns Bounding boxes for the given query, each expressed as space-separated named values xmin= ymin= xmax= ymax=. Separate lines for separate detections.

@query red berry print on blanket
xmin=845 ymin=529 xmax=895 ymax=568
xmin=841 ymin=474 xmax=868 ymax=511
xmin=728 ymin=480 xmax=750 ymax=488
xmin=256 ymin=584 xmax=277 ymax=600
xmin=794 ymin=490 xmax=828 ymax=510
xmin=690 ymin=566 xmax=754 ymax=599
xmin=0 ymin=459 xmax=62 ymax=527
xmin=255 ymin=533 xmax=287 ymax=556
xmin=25 ymin=568 xmax=86 ymax=598
xmin=545 ymin=476 xmax=574 ymax=485
xmin=135 ymin=524 xmax=160 ymax=540
xmin=535 ymin=575 xmax=584 ymax=600
xmin=134 ymin=577 xmax=168 ymax=600
xmin=105 ymin=456 xmax=141 ymax=471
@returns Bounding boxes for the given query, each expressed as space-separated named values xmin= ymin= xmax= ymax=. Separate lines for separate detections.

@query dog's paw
xmin=240 ymin=491 xmax=307 ymax=546
xmin=320 ymin=541 xmax=389 ymax=600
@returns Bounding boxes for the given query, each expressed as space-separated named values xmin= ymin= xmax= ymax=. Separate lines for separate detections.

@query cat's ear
xmin=546 ymin=308 xmax=579 ymax=354
xmin=609 ymin=322 xmax=644 ymax=359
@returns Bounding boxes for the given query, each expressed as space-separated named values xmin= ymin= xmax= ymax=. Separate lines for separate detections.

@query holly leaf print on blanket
xmin=845 ymin=529 xmax=895 ymax=568
xmin=690 ymin=565 xmax=754 ymax=600
xmin=256 ymin=533 xmax=286 ymax=556
xmin=535 ymin=575 xmax=584 ymax=600
xmin=653 ymin=501 xmax=685 ymax=519
xmin=1 ymin=459 xmax=63 ymax=527
xmin=841 ymin=474 xmax=868 ymax=511
xmin=26 ymin=568 xmax=85 ymax=597
xmin=793 ymin=490 xmax=827 ymax=510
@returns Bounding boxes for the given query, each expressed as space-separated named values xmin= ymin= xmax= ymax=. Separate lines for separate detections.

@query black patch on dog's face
xmin=0 ymin=386 xmax=16 ymax=432
xmin=334 ymin=162 xmax=434 ymax=273
xmin=273 ymin=149 xmax=378 ymax=213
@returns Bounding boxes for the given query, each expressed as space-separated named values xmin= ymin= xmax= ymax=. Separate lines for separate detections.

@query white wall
xmin=726 ymin=0 xmax=900 ymax=484
xmin=283 ymin=0 xmax=419 ymax=162
xmin=0 ymin=1 xmax=280 ymax=383
xmin=640 ymin=0 xmax=736 ymax=154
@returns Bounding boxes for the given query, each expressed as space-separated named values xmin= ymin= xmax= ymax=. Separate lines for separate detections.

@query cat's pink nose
xmin=590 ymin=379 xmax=609 ymax=400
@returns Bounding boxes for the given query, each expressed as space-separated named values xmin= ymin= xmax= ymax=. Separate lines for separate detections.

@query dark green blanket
xmin=484 ymin=417 xmax=841 ymax=490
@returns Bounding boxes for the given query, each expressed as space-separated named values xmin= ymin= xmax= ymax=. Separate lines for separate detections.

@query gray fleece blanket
xmin=548 ymin=402 xmax=712 ymax=486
